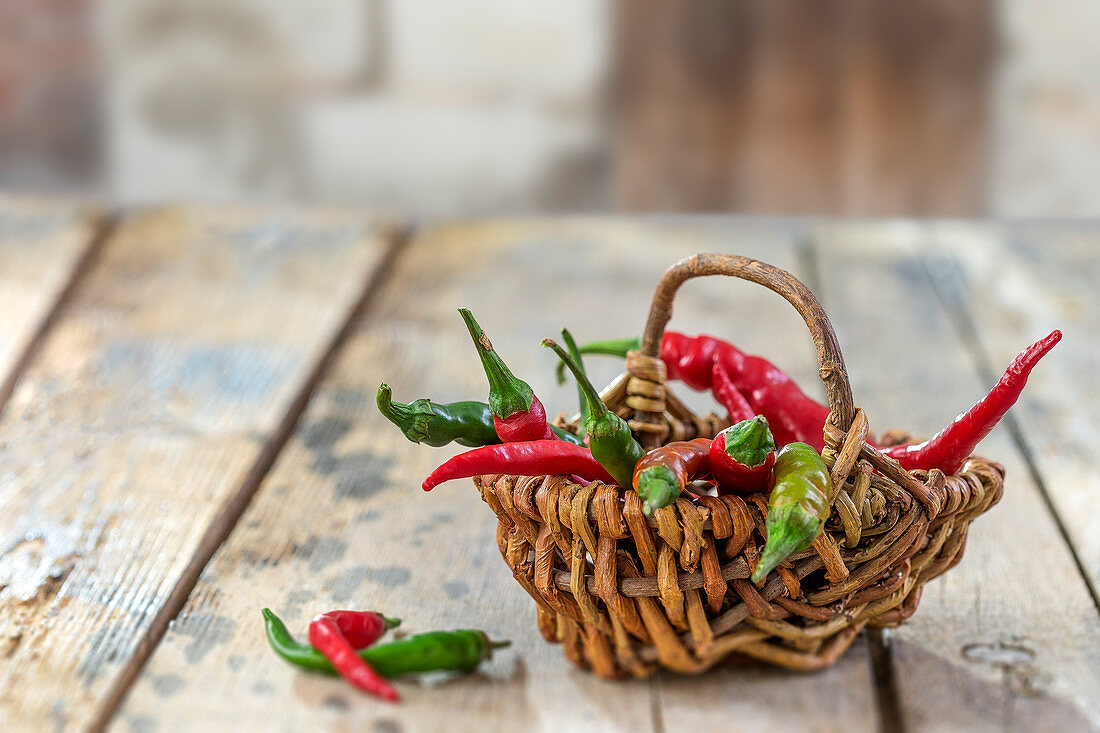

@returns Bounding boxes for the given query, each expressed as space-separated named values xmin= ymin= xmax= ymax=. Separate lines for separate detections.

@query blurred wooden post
xmin=612 ymin=0 xmax=993 ymax=216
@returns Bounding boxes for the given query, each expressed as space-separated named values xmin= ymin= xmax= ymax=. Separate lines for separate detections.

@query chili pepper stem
xmin=723 ymin=416 xmax=776 ymax=467
xmin=636 ymin=465 xmax=681 ymax=515
xmin=554 ymin=337 xmax=641 ymax=384
xmin=561 ymin=328 xmax=590 ymax=439
xmin=376 ymin=384 xmax=435 ymax=444
xmin=382 ymin=615 xmax=401 ymax=630
xmin=542 ymin=338 xmax=646 ymax=488
xmin=753 ymin=503 xmax=822 ymax=583
xmin=459 ymin=308 xmax=534 ymax=419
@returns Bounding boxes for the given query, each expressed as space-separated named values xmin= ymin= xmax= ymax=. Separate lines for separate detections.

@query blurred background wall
xmin=1 ymin=0 xmax=1097 ymax=217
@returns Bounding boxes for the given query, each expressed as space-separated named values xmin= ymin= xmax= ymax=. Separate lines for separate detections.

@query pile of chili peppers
xmin=263 ymin=607 xmax=508 ymax=702
xmin=381 ymin=307 xmax=1060 ymax=590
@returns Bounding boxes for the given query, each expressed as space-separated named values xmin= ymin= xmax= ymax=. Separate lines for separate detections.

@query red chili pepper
xmin=711 ymin=361 xmax=755 ymax=423
xmin=631 ymin=438 xmax=712 ymax=514
xmin=882 ymin=330 xmax=1061 ymax=473
xmin=573 ymin=329 xmax=1060 ymax=473
xmin=313 ymin=610 xmax=400 ymax=650
xmin=662 ymin=332 xmax=831 ymax=451
xmin=566 ymin=332 xmax=830 ymax=449
xmin=460 ymin=308 xmax=554 ymax=442
xmin=709 ymin=416 xmax=777 ymax=494
xmin=309 ymin=615 xmax=400 ymax=702
xmin=422 ymin=441 xmax=616 ymax=491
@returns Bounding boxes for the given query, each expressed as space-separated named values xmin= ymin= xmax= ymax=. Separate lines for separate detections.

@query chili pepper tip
xmin=753 ymin=502 xmax=822 ymax=583
xmin=636 ymin=465 xmax=681 ymax=516
xmin=459 ymin=307 xmax=535 ymax=420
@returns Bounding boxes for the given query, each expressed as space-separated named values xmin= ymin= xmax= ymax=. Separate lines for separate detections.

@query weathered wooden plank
xmin=118 ymin=219 xmax=877 ymax=731
xmin=0 ymin=197 xmax=104 ymax=408
xmin=926 ymin=221 xmax=1100 ymax=602
xmin=811 ymin=222 xmax=1100 ymax=730
xmin=0 ymin=207 xmax=394 ymax=731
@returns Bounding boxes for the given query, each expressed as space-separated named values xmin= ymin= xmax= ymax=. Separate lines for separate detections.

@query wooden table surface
xmin=0 ymin=198 xmax=1096 ymax=732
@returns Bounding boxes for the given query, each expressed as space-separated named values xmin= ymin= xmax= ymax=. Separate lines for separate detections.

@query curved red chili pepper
xmin=460 ymin=308 xmax=554 ymax=442
xmin=710 ymin=361 xmax=755 ymax=423
xmin=882 ymin=329 xmax=1061 ymax=473
xmin=661 ymin=332 xmax=830 ymax=450
xmin=576 ymin=328 xmax=1060 ymax=473
xmin=309 ymin=615 xmax=400 ymax=701
xmin=422 ymin=441 xmax=616 ymax=491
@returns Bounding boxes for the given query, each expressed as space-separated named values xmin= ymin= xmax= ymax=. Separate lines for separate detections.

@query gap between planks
xmin=801 ymin=232 xmax=905 ymax=733
xmin=87 ymin=222 xmax=415 ymax=733
xmin=919 ymin=246 xmax=1100 ymax=615
xmin=0 ymin=212 xmax=117 ymax=419
xmin=650 ymin=676 xmax=666 ymax=733
xmin=866 ymin=628 xmax=904 ymax=733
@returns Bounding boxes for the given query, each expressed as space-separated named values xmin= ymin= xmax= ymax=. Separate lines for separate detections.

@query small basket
xmin=473 ymin=254 xmax=1004 ymax=677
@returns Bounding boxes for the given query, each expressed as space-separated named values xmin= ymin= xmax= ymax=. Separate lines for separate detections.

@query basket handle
xmin=631 ymin=253 xmax=855 ymax=441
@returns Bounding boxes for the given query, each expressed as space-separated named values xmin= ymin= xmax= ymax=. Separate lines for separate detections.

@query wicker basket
xmin=473 ymin=254 xmax=1004 ymax=677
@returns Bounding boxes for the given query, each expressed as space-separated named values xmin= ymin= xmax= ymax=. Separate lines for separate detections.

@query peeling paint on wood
xmin=0 ymin=206 xmax=394 ymax=730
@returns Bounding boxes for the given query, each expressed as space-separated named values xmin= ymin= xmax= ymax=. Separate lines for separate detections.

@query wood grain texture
xmin=0 ymin=207 xmax=393 ymax=731
xmin=118 ymin=219 xmax=877 ymax=732
xmin=0 ymin=197 xmax=104 ymax=405
xmin=925 ymin=222 xmax=1100 ymax=602
xmin=811 ymin=221 xmax=1100 ymax=731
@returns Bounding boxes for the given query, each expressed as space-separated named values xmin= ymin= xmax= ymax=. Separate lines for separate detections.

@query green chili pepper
xmin=262 ymin=609 xmax=508 ymax=677
xmin=561 ymin=329 xmax=590 ymax=439
xmin=542 ymin=338 xmax=646 ymax=489
xmin=554 ymin=337 xmax=641 ymax=384
xmin=377 ymin=383 xmax=500 ymax=448
xmin=751 ymin=442 xmax=834 ymax=583
xmin=376 ymin=383 xmax=581 ymax=448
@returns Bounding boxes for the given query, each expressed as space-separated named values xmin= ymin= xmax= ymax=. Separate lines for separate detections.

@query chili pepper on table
xmin=263 ymin=609 xmax=509 ymax=677
xmin=543 ymin=338 xmax=646 ymax=488
xmin=376 ymin=384 xmax=582 ymax=447
xmin=631 ymin=438 xmax=712 ymax=514
xmin=711 ymin=361 xmax=755 ymax=423
xmin=752 ymin=442 xmax=834 ymax=583
xmin=422 ymin=440 xmax=616 ymax=491
xmin=460 ymin=308 xmax=554 ymax=442
xmin=309 ymin=613 xmax=400 ymax=701
xmin=709 ymin=416 xmax=777 ymax=494
xmin=881 ymin=329 xmax=1061 ymax=473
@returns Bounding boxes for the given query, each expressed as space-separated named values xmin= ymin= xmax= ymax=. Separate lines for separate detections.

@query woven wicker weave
xmin=474 ymin=254 xmax=1004 ymax=676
